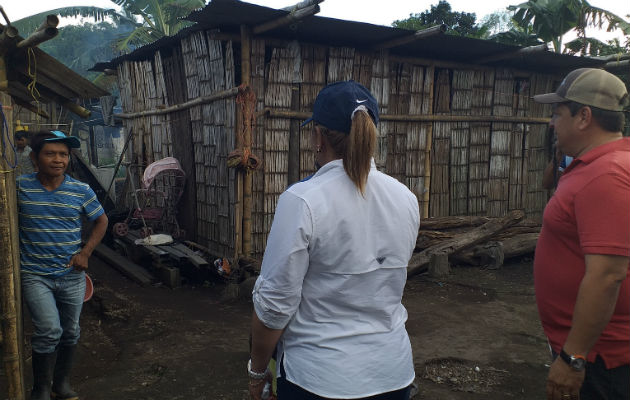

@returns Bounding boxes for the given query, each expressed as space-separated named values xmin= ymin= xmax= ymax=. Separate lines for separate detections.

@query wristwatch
xmin=559 ymin=349 xmax=586 ymax=371
xmin=247 ymin=359 xmax=268 ymax=380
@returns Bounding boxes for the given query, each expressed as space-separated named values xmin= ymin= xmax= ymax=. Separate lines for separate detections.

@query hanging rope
xmin=26 ymin=47 xmax=42 ymax=124
xmin=228 ymin=84 xmax=262 ymax=171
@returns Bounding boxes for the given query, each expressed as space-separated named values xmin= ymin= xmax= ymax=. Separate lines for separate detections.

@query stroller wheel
xmin=112 ymin=222 xmax=129 ymax=237
xmin=140 ymin=227 xmax=153 ymax=238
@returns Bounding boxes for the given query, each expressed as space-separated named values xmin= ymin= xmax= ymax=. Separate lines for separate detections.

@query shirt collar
xmin=312 ymin=158 xmax=377 ymax=178
xmin=568 ymin=137 xmax=629 ymax=171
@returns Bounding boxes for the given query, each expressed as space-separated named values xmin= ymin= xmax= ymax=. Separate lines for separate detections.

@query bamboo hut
xmin=93 ymin=0 xmax=610 ymax=260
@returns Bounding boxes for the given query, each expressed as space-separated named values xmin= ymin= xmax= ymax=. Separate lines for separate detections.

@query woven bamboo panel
xmin=263 ymin=47 xmax=293 ymax=236
xmin=508 ymin=77 xmax=530 ymax=211
xmin=450 ymin=69 xmax=474 ymax=215
xmin=181 ymin=32 xmax=207 ymax=243
xmin=468 ymin=69 xmax=494 ymax=215
xmin=327 ymin=47 xmax=354 ymax=82
xmin=387 ymin=62 xmax=411 ymax=182
xmin=487 ymin=68 xmax=513 ymax=217
xmin=430 ymin=69 xmax=451 ymax=217
xmin=251 ymin=39 xmax=267 ymax=257
xmin=352 ymin=51 xmax=373 ymax=89
xmin=371 ymin=51 xmax=390 ymax=170
xmin=299 ymin=45 xmax=327 ymax=183
xmin=525 ymin=73 xmax=554 ymax=221
xmin=405 ymin=65 xmax=427 ymax=206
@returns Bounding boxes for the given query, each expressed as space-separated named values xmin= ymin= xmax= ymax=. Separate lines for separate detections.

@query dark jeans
xmin=581 ymin=356 xmax=630 ymax=400
xmin=277 ymin=360 xmax=411 ymax=400
xmin=552 ymin=352 xmax=629 ymax=400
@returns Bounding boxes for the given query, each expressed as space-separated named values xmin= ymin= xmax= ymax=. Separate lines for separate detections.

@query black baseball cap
xmin=301 ymin=80 xmax=379 ymax=134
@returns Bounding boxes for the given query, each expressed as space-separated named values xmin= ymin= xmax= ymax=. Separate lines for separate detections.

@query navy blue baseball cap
xmin=45 ymin=130 xmax=80 ymax=148
xmin=301 ymin=80 xmax=379 ymax=134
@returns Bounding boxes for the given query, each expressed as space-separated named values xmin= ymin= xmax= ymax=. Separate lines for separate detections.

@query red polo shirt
xmin=534 ymin=137 xmax=630 ymax=369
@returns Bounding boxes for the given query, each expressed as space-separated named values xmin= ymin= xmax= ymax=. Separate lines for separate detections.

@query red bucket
xmin=84 ymin=274 xmax=94 ymax=302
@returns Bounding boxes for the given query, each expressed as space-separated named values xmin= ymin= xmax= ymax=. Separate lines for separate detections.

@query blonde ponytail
xmin=321 ymin=110 xmax=376 ymax=195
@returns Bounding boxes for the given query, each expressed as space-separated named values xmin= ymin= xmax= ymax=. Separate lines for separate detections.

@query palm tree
xmin=508 ymin=0 xmax=630 ymax=53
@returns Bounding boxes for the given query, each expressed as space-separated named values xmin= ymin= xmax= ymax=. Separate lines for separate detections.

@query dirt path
xmin=6 ymin=257 xmax=550 ymax=400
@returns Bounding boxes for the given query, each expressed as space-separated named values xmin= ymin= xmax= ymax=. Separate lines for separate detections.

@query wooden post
xmin=288 ymin=85 xmax=301 ymax=186
xmin=0 ymin=85 xmax=26 ymax=400
xmin=241 ymin=25 xmax=253 ymax=257
xmin=422 ymin=66 xmax=435 ymax=219
xmin=428 ymin=251 xmax=450 ymax=277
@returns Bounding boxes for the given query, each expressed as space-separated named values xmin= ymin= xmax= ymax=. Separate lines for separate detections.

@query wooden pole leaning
xmin=0 ymin=87 xmax=26 ymax=400
xmin=241 ymin=25 xmax=253 ymax=257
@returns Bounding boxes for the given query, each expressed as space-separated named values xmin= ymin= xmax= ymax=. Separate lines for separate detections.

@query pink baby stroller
xmin=113 ymin=157 xmax=186 ymax=238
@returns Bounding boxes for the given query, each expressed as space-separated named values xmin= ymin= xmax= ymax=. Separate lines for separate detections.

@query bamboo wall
xmin=116 ymin=33 xmax=556 ymax=259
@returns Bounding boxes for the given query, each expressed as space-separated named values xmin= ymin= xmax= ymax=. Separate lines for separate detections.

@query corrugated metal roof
xmin=93 ymin=0 xmax=605 ymax=74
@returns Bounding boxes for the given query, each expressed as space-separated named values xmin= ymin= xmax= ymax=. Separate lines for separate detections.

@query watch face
xmin=570 ymin=357 xmax=586 ymax=371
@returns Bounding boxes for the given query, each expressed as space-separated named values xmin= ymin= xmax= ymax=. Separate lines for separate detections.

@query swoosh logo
xmin=356 ymin=99 xmax=368 ymax=103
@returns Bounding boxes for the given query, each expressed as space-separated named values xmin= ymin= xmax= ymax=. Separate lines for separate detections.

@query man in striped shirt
xmin=18 ymin=131 xmax=108 ymax=400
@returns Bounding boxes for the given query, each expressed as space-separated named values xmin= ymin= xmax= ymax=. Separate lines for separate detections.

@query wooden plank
xmin=92 ymin=244 xmax=155 ymax=286
xmin=408 ymin=209 xmax=525 ymax=277
xmin=171 ymin=243 xmax=209 ymax=267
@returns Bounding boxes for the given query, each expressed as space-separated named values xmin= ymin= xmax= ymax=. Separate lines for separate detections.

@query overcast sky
xmin=2 ymin=0 xmax=629 ymax=41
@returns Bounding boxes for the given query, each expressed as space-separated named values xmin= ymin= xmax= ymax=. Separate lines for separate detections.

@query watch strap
xmin=247 ymin=359 xmax=268 ymax=380
xmin=559 ymin=349 xmax=586 ymax=370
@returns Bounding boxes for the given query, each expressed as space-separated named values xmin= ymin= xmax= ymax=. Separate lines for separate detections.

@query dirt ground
xmin=2 ymin=254 xmax=551 ymax=400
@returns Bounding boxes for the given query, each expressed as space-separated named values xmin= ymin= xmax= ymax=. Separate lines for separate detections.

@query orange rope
xmin=229 ymin=85 xmax=262 ymax=171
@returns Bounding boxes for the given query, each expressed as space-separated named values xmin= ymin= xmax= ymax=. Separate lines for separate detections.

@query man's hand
xmin=546 ymin=357 xmax=585 ymax=400
xmin=68 ymin=250 xmax=90 ymax=271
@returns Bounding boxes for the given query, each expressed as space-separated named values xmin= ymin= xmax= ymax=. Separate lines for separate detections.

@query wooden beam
xmin=241 ymin=25 xmax=253 ymax=257
xmin=261 ymin=108 xmax=551 ymax=124
xmin=604 ymin=59 xmax=630 ymax=70
xmin=407 ymin=209 xmax=525 ymax=278
xmin=92 ymin=243 xmax=155 ymax=286
xmin=12 ymin=98 xmax=50 ymax=119
xmin=115 ymin=87 xmax=239 ymax=118
xmin=61 ymin=100 xmax=90 ymax=119
xmin=375 ymin=24 xmax=447 ymax=50
xmin=253 ymin=4 xmax=320 ymax=35
xmin=476 ymin=44 xmax=549 ymax=64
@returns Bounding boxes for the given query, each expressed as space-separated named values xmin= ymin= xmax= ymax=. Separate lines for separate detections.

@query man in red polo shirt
xmin=533 ymin=68 xmax=630 ymax=400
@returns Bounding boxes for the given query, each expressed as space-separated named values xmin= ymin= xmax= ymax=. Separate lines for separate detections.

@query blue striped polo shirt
xmin=17 ymin=173 xmax=104 ymax=276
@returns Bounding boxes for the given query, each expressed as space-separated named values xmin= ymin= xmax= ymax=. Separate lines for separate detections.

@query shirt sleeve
xmin=82 ymin=185 xmax=105 ymax=221
xmin=575 ymin=172 xmax=630 ymax=257
xmin=252 ymin=191 xmax=312 ymax=330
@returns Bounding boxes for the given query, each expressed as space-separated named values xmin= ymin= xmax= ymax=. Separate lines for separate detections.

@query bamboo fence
xmin=115 ymin=33 xmax=559 ymax=259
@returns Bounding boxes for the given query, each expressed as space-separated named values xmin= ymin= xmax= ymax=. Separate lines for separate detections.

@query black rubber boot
xmin=31 ymin=350 xmax=56 ymax=400
xmin=51 ymin=345 xmax=79 ymax=400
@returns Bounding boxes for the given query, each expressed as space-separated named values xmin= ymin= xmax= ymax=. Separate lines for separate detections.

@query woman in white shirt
xmin=249 ymin=81 xmax=420 ymax=400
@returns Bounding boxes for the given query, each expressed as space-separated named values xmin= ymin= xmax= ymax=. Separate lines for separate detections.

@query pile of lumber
xmin=408 ymin=210 xmax=540 ymax=277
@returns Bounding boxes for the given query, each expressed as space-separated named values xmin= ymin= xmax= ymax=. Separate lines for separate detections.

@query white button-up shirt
xmin=253 ymin=159 xmax=420 ymax=398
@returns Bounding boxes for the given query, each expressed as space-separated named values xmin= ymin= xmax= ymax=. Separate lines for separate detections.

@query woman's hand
xmin=248 ymin=373 xmax=274 ymax=400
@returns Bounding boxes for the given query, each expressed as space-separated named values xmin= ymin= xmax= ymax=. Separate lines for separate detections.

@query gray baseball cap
xmin=533 ymin=68 xmax=628 ymax=112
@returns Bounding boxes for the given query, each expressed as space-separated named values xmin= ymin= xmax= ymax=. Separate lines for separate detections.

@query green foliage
xmin=392 ymin=0 xmax=484 ymax=38
xmin=12 ymin=7 xmax=127 ymax=35
xmin=112 ymin=0 xmax=206 ymax=52
xmin=508 ymin=0 xmax=630 ymax=53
